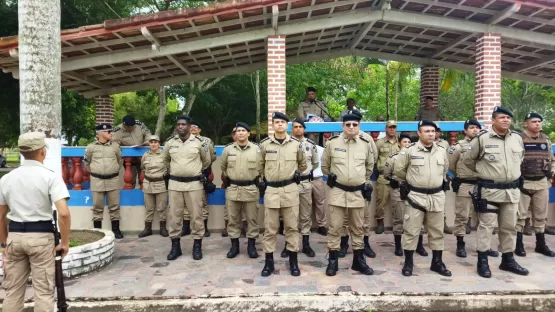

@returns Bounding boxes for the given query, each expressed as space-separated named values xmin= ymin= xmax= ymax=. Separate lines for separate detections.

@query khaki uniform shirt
xmin=162 ymin=135 xmax=211 ymax=192
xmin=112 ymin=122 xmax=152 ymax=146
xmin=260 ymin=134 xmax=307 ymax=208
xmin=84 ymin=140 xmax=123 ymax=192
xmin=384 ymin=152 xmax=403 ymax=201
xmin=197 ymin=135 xmax=217 ymax=164
xmin=463 ymin=129 xmax=524 ymax=203
xmin=375 ymin=136 xmax=401 ymax=184
xmin=436 ymin=139 xmax=450 ymax=150
xmin=297 ymin=99 xmax=328 ymax=119
xmin=322 ymin=133 xmax=375 ymax=208
xmin=221 ymin=141 xmax=263 ymax=202
xmin=141 ymin=150 xmax=167 ymax=194
xmin=394 ymin=141 xmax=448 ymax=212
xmin=0 ymin=160 xmax=70 ymax=223
xmin=447 ymin=138 xmax=478 ymax=197
xmin=415 ymin=106 xmax=442 ymax=121
xmin=520 ymin=132 xmax=555 ymax=191
xmin=298 ymin=138 xmax=319 ymax=194
xmin=360 ymin=132 xmax=379 ymax=163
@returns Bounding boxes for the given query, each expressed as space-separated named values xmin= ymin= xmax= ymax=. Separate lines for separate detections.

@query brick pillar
xmin=474 ymin=33 xmax=501 ymax=127
xmin=267 ymin=35 xmax=286 ymax=135
xmin=420 ymin=65 xmax=439 ymax=107
xmin=94 ymin=95 xmax=114 ymax=125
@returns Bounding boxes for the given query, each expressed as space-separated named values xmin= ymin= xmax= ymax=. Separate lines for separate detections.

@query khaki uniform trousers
xmin=263 ymin=206 xmax=300 ymax=253
xmin=402 ymin=205 xmax=444 ymax=251
xmin=375 ymin=182 xmax=391 ymax=220
xmin=392 ymin=199 xmax=405 ymax=235
xmin=184 ymin=192 xmax=209 ymax=221
xmin=144 ymin=192 xmax=168 ymax=222
xmin=92 ymin=190 xmax=121 ymax=221
xmin=477 ymin=202 xmax=517 ymax=253
xmin=224 ymin=205 xmax=247 ymax=222
xmin=299 ymin=184 xmax=313 ymax=235
xmin=454 ymin=196 xmax=474 ymax=237
xmin=227 ymin=200 xmax=259 ymax=238
xmin=517 ymin=189 xmax=548 ymax=233
xmin=2 ymin=233 xmax=55 ymax=312
xmin=311 ymin=178 xmax=327 ymax=227
xmin=169 ymin=190 xmax=205 ymax=239
xmin=329 ymin=205 xmax=365 ymax=250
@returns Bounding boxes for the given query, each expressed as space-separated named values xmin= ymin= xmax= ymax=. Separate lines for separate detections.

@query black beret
xmin=493 ymin=106 xmax=513 ymax=118
xmin=292 ymin=117 xmax=306 ymax=128
xmin=464 ymin=119 xmax=482 ymax=129
xmin=235 ymin=122 xmax=250 ymax=132
xmin=123 ymin=115 xmax=135 ymax=126
xmin=524 ymin=112 xmax=543 ymax=121
xmin=306 ymin=87 xmax=317 ymax=93
xmin=399 ymin=134 xmax=412 ymax=142
xmin=190 ymin=120 xmax=201 ymax=128
xmin=272 ymin=112 xmax=289 ymax=122
xmin=342 ymin=109 xmax=363 ymax=122
xmin=418 ymin=120 xmax=438 ymax=130
xmin=96 ymin=123 xmax=112 ymax=131
xmin=175 ymin=115 xmax=191 ymax=122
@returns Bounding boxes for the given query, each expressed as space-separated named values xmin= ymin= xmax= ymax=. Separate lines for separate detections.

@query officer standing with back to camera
xmin=163 ymin=115 xmax=211 ymax=261
xmin=259 ymin=112 xmax=307 ymax=277
xmin=220 ymin=122 xmax=262 ymax=259
xmin=84 ymin=124 xmax=124 ymax=239
xmin=0 ymin=132 xmax=72 ymax=312
xmin=515 ymin=112 xmax=555 ymax=258
xmin=464 ymin=106 xmax=529 ymax=278
xmin=394 ymin=120 xmax=451 ymax=277
xmin=322 ymin=110 xmax=375 ymax=276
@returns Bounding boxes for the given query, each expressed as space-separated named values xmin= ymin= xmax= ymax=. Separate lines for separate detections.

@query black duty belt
xmin=229 ymin=178 xmax=257 ymax=187
xmin=457 ymin=178 xmax=477 ymax=185
xmin=335 ymin=182 xmax=365 ymax=192
xmin=300 ymin=175 xmax=312 ymax=182
xmin=266 ymin=178 xmax=295 ymax=188
xmin=523 ymin=176 xmax=545 ymax=181
xmin=477 ymin=179 xmax=519 ymax=189
xmin=408 ymin=185 xmax=443 ymax=194
xmin=91 ymin=172 xmax=118 ymax=180
xmin=169 ymin=175 xmax=202 ymax=183
xmin=144 ymin=175 xmax=165 ymax=182
xmin=406 ymin=197 xmax=427 ymax=214
xmin=9 ymin=221 xmax=54 ymax=233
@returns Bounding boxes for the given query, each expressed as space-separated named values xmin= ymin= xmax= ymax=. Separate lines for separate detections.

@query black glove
xmin=326 ymin=173 xmax=337 ymax=188
xmin=442 ymin=180 xmax=450 ymax=192
xmin=389 ymin=179 xmax=400 ymax=189
xmin=362 ymin=183 xmax=373 ymax=201
xmin=204 ymin=180 xmax=216 ymax=194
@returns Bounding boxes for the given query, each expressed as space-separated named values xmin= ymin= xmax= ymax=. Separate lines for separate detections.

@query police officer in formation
xmin=0 ymin=132 xmax=72 ymax=312
xmin=435 ymin=126 xmax=452 ymax=234
xmin=220 ymin=122 xmax=261 ymax=259
xmin=259 ymin=112 xmax=307 ymax=277
xmin=163 ymin=115 xmax=211 ymax=261
xmin=139 ymin=135 xmax=168 ymax=238
xmin=394 ymin=120 xmax=451 ymax=277
xmin=464 ymin=106 xmax=529 ymax=278
xmin=84 ymin=124 xmax=124 ymax=239
xmin=515 ymin=113 xmax=555 ymax=258
xmin=322 ymin=110 xmax=375 ymax=276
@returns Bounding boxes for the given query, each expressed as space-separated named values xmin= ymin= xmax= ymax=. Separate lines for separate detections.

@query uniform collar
xmin=464 ymin=137 xmax=472 ymax=142
xmin=233 ymin=141 xmax=252 ymax=149
xmin=148 ymin=149 xmax=162 ymax=155
xmin=384 ymin=136 xmax=398 ymax=144
xmin=416 ymin=140 xmax=436 ymax=152
xmin=270 ymin=134 xmax=290 ymax=144
xmin=490 ymin=128 xmax=511 ymax=139
xmin=341 ymin=133 xmax=358 ymax=142
xmin=95 ymin=140 xmax=112 ymax=146
xmin=22 ymin=160 xmax=45 ymax=167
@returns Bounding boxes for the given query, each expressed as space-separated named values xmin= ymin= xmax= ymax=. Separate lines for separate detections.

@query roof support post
xmin=267 ymin=35 xmax=286 ymax=135
xmin=95 ymin=95 xmax=114 ymax=126
xmin=420 ymin=66 xmax=439 ymax=110
xmin=474 ymin=33 xmax=502 ymax=127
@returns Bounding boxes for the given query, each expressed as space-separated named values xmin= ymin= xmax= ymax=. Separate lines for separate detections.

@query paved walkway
xmin=2 ymin=231 xmax=555 ymax=301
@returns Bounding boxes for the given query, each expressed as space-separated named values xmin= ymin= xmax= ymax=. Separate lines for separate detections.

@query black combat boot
xmin=302 ymin=235 xmax=315 ymax=257
xmin=416 ymin=235 xmax=428 ymax=256
xmin=456 ymin=236 xmax=467 ymax=258
xmin=159 ymin=221 xmax=169 ymax=237
xmin=278 ymin=220 xmax=284 ymax=235
xmin=93 ymin=221 xmax=102 ymax=229
xmin=111 ymin=220 xmax=124 ymax=239
xmin=487 ymin=249 xmax=499 ymax=257
xmin=394 ymin=235 xmax=403 ymax=256
xmin=289 ymin=252 xmax=301 ymax=276
xmin=477 ymin=251 xmax=491 ymax=278
xmin=138 ymin=222 xmax=153 ymax=238
xmin=247 ymin=238 xmax=259 ymax=258
xmin=280 ymin=242 xmax=289 ymax=258
xmin=351 ymin=250 xmax=373 ymax=275
xmin=203 ymin=219 xmax=210 ymax=237
xmin=375 ymin=219 xmax=384 ymax=234
xmin=523 ymin=218 xmax=533 ymax=236
xmin=499 ymin=252 xmax=529 ymax=275
xmin=181 ymin=220 xmax=191 ymax=236
xmin=430 ymin=250 xmax=452 ymax=276
xmin=466 ymin=218 xmax=472 ymax=234
xmin=363 ymin=235 xmax=376 ymax=258
xmin=443 ymin=218 xmax=453 ymax=235
xmin=221 ymin=220 xmax=229 ymax=237
xmin=227 ymin=238 xmax=240 ymax=258
xmin=402 ymin=250 xmax=414 ymax=276
xmin=167 ymin=238 xmax=182 ymax=260
xmin=515 ymin=232 xmax=526 ymax=257
xmin=317 ymin=226 xmax=328 ymax=236
xmin=192 ymin=239 xmax=203 ymax=260
xmin=261 ymin=253 xmax=275 ymax=277
xmin=535 ymin=233 xmax=555 ymax=257
xmin=338 ymin=236 xmax=349 ymax=258
xmin=326 ymin=250 xmax=339 ymax=276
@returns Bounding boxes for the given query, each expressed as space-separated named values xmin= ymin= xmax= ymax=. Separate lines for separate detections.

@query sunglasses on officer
xmin=343 ymin=122 xmax=359 ymax=128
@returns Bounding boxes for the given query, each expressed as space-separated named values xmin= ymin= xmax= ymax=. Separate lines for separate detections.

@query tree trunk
xmin=385 ymin=62 xmax=390 ymax=120
xmin=255 ymin=70 xmax=261 ymax=143
xmin=19 ymin=0 xmax=62 ymax=174
xmin=155 ymin=86 xmax=167 ymax=136
xmin=395 ymin=71 xmax=400 ymax=121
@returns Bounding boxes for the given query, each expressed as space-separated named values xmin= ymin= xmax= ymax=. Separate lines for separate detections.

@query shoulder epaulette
xmin=290 ymin=137 xmax=300 ymax=142
xmin=260 ymin=137 xmax=270 ymax=143
xmin=436 ymin=143 xmax=445 ymax=149
xmin=135 ymin=120 xmax=143 ymax=125
xmin=195 ymin=136 xmax=204 ymax=142
xmin=113 ymin=126 xmax=121 ymax=132
xmin=511 ymin=130 xmax=520 ymax=135
xmin=407 ymin=142 xmax=416 ymax=147
xmin=476 ymin=129 xmax=489 ymax=137
xmin=359 ymin=134 xmax=370 ymax=143
xmin=251 ymin=142 xmax=261 ymax=148
xmin=306 ymin=138 xmax=316 ymax=145
xmin=328 ymin=135 xmax=339 ymax=141
xmin=224 ymin=142 xmax=234 ymax=148
xmin=389 ymin=152 xmax=399 ymax=158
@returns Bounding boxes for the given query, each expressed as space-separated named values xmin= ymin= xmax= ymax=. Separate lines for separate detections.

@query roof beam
xmin=349 ymin=21 xmax=376 ymax=50
xmin=167 ymin=55 xmax=191 ymax=75
xmin=430 ymin=33 xmax=474 ymax=58
xmin=485 ymin=3 xmax=521 ymax=24
xmin=512 ymin=54 xmax=555 ymax=73
xmin=141 ymin=26 xmax=161 ymax=50
xmin=62 ymin=71 xmax=111 ymax=89
xmin=272 ymin=5 xmax=279 ymax=32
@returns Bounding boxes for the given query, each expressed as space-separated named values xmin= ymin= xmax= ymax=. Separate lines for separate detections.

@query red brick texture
xmin=420 ymin=65 xmax=439 ymax=107
xmin=94 ymin=95 xmax=114 ymax=125
xmin=267 ymin=35 xmax=286 ymax=135
xmin=474 ymin=33 xmax=501 ymax=126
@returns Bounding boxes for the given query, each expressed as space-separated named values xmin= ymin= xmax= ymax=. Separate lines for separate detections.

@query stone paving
xmin=1 ymin=230 xmax=555 ymax=301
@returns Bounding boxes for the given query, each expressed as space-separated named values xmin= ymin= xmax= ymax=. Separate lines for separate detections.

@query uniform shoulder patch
xmin=359 ymin=134 xmax=370 ymax=143
xmin=388 ymin=152 xmax=399 ymax=158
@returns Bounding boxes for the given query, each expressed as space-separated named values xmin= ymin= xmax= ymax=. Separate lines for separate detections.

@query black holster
xmin=451 ymin=178 xmax=460 ymax=193
xmin=293 ymin=170 xmax=301 ymax=184
xmin=442 ymin=180 xmax=450 ymax=192
xmin=201 ymin=175 xmax=216 ymax=194
xmin=223 ymin=176 xmax=230 ymax=189
xmin=469 ymin=185 xmax=490 ymax=214
xmin=163 ymin=174 xmax=170 ymax=190
xmin=388 ymin=178 xmax=400 ymax=189
xmin=362 ymin=183 xmax=373 ymax=201
xmin=258 ymin=179 xmax=267 ymax=198
xmin=327 ymin=173 xmax=337 ymax=188
xmin=400 ymin=182 xmax=409 ymax=200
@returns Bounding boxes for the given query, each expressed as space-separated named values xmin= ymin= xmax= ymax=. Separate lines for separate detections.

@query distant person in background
xmin=297 ymin=87 xmax=331 ymax=145
xmin=375 ymin=115 xmax=386 ymax=139
xmin=339 ymin=98 xmax=357 ymax=121
xmin=415 ymin=96 xmax=443 ymax=121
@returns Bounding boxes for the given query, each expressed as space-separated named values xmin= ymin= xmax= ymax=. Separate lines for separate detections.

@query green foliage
xmin=61 ymin=90 xmax=97 ymax=145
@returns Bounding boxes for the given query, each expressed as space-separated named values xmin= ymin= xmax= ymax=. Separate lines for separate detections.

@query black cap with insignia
xmin=524 ymin=112 xmax=543 ymax=121
xmin=399 ymin=134 xmax=412 ymax=142
xmin=306 ymin=87 xmax=317 ymax=93
xmin=175 ymin=115 xmax=191 ymax=123
xmin=272 ymin=112 xmax=289 ymax=122
xmin=235 ymin=122 xmax=250 ymax=132
xmin=96 ymin=123 xmax=112 ymax=131
xmin=493 ymin=106 xmax=513 ymax=118
xmin=292 ymin=117 xmax=306 ymax=129
xmin=123 ymin=115 xmax=136 ymax=126
xmin=464 ymin=119 xmax=482 ymax=129
xmin=190 ymin=120 xmax=201 ymax=128
xmin=418 ymin=120 xmax=438 ymax=130
xmin=343 ymin=109 xmax=363 ymax=122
